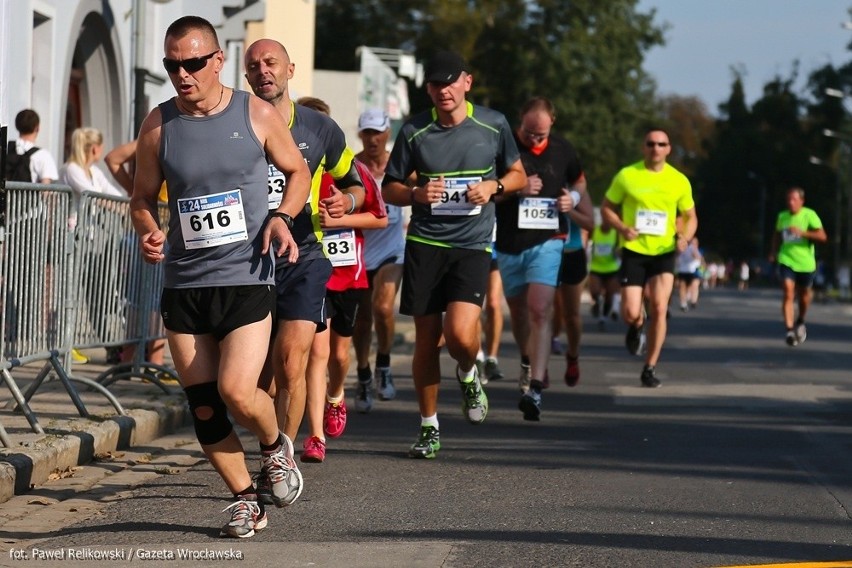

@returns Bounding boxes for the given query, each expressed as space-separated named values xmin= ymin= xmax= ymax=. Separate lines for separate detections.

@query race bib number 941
xmin=430 ymin=177 xmax=482 ymax=216
xmin=178 ymin=189 xmax=248 ymax=250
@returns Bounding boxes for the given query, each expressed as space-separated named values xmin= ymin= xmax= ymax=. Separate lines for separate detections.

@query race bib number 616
xmin=178 ymin=189 xmax=248 ymax=250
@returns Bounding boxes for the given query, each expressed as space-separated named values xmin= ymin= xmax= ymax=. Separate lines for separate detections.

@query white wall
xmin=313 ymin=69 xmax=362 ymax=152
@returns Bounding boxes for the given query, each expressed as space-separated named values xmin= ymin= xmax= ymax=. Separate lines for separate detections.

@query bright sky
xmin=638 ymin=0 xmax=852 ymax=115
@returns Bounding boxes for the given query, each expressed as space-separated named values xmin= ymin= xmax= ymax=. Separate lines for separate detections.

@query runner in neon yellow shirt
xmin=588 ymin=220 xmax=622 ymax=331
xmin=601 ymin=127 xmax=697 ymax=388
xmin=769 ymin=187 xmax=827 ymax=346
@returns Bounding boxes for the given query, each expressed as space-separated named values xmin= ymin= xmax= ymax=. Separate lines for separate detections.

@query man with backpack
xmin=6 ymin=109 xmax=58 ymax=183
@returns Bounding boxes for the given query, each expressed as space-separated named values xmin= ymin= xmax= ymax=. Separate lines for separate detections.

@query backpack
xmin=4 ymin=141 xmax=39 ymax=182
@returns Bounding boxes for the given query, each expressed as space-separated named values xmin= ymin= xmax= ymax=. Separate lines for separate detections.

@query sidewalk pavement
xmin=0 ymin=350 xmax=189 ymax=505
xmin=0 ymin=316 xmax=419 ymax=506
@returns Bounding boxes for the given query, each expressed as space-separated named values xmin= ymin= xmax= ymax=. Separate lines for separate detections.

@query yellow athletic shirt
xmin=604 ymin=161 xmax=694 ymax=256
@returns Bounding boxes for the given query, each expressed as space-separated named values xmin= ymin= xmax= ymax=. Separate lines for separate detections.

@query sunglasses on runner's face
xmin=645 ymin=141 xmax=669 ymax=148
xmin=162 ymin=51 xmax=219 ymax=74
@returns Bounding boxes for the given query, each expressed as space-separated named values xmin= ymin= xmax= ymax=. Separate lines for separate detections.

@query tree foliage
xmin=315 ymin=0 xmax=667 ymax=197
xmin=691 ymin=62 xmax=848 ymax=270
xmin=315 ymin=1 xmax=852 ymax=274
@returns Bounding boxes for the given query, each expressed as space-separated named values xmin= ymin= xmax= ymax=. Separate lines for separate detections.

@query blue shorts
xmin=778 ymin=264 xmax=815 ymax=288
xmin=496 ymin=239 xmax=563 ymax=298
xmin=274 ymin=257 xmax=333 ymax=330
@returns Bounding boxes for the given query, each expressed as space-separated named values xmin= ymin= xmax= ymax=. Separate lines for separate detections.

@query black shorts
xmin=274 ymin=257 xmax=333 ymax=328
xmin=778 ymin=264 xmax=815 ymax=288
xmin=559 ymin=249 xmax=589 ymax=286
xmin=400 ymin=240 xmax=490 ymax=316
xmin=327 ymin=288 xmax=366 ymax=337
xmin=590 ymin=269 xmax=620 ymax=281
xmin=161 ymin=285 xmax=274 ymax=341
xmin=677 ymin=272 xmax=698 ymax=284
xmin=620 ymin=249 xmax=676 ymax=287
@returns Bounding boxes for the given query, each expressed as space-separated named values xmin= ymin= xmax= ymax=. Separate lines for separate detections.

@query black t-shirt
xmin=495 ymin=133 xmax=583 ymax=254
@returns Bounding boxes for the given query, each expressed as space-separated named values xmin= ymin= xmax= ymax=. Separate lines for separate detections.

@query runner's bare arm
xmin=130 ymin=109 xmax=166 ymax=264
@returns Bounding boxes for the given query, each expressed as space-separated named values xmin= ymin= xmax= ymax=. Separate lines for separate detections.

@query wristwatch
xmin=495 ymin=180 xmax=505 ymax=196
xmin=270 ymin=211 xmax=295 ymax=230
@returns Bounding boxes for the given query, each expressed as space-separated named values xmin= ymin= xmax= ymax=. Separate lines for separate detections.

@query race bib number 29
xmin=635 ymin=209 xmax=667 ymax=236
xmin=178 ymin=189 xmax=248 ymax=249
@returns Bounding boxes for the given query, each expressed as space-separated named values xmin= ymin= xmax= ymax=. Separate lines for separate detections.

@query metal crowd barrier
xmin=0 ymin=181 xmax=176 ymax=447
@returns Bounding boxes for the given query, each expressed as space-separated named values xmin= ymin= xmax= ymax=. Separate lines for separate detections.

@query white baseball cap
xmin=358 ymin=108 xmax=390 ymax=132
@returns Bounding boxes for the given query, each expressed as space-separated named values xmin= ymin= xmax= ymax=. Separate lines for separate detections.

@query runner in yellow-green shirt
xmin=587 ymin=219 xmax=622 ymax=331
xmin=768 ymin=187 xmax=827 ymax=347
xmin=601 ymin=127 xmax=697 ymax=388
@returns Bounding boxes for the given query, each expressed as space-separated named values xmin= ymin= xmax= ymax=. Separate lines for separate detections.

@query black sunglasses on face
xmin=645 ymin=141 xmax=669 ymax=148
xmin=163 ymin=51 xmax=219 ymax=74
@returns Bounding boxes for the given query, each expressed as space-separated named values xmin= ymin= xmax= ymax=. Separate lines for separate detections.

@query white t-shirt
xmin=14 ymin=139 xmax=59 ymax=183
xmin=675 ymin=243 xmax=701 ymax=274
xmin=60 ymin=162 xmax=126 ymax=229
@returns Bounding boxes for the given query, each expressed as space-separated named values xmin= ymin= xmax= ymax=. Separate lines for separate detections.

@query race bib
xmin=178 ymin=189 xmax=248 ymax=250
xmin=267 ymin=164 xmax=311 ymax=209
xmin=635 ymin=209 xmax=667 ymax=236
xmin=782 ymin=228 xmax=804 ymax=243
xmin=594 ymin=242 xmax=613 ymax=257
xmin=430 ymin=177 xmax=482 ymax=216
xmin=322 ymin=229 xmax=357 ymax=266
xmin=518 ymin=197 xmax=558 ymax=229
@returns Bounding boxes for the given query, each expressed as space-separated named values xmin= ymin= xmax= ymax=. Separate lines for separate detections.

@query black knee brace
xmin=184 ymin=382 xmax=233 ymax=446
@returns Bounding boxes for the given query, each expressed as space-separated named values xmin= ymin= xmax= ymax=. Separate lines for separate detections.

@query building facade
xmin=0 ymin=0 xmax=316 ymax=164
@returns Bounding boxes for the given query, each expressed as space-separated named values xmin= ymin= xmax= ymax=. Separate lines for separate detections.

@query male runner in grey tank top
xmin=129 ymin=15 xmax=311 ymax=539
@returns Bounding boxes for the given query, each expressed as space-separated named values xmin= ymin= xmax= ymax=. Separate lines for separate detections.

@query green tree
xmin=655 ymin=95 xmax=714 ymax=178
xmin=693 ymin=66 xmax=840 ymax=267
xmin=315 ymin=0 xmax=667 ymax=200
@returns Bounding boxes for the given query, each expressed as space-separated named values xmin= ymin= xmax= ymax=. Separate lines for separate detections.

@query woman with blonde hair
xmin=61 ymin=127 xmax=125 ymax=229
xmin=60 ymin=127 xmax=127 ymax=363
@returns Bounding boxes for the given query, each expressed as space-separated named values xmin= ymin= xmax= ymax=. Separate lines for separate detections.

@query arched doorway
xmin=63 ymin=10 xmax=124 ymax=162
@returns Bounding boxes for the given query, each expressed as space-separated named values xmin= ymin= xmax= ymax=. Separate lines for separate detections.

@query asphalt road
xmin=1 ymin=287 xmax=851 ymax=568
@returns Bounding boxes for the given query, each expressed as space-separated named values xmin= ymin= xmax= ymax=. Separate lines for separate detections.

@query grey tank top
xmin=159 ymin=90 xmax=274 ymax=288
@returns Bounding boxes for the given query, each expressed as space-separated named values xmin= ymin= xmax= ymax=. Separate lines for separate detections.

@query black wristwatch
xmin=270 ymin=211 xmax=295 ymax=230
xmin=495 ymin=179 xmax=505 ymax=196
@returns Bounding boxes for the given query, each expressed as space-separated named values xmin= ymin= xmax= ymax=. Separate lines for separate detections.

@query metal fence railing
xmin=0 ymin=181 xmax=177 ymax=447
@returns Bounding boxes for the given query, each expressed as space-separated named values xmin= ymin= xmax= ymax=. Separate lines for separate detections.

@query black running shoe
xmin=518 ymin=390 xmax=542 ymax=421
xmin=795 ymin=322 xmax=807 ymax=345
xmin=625 ymin=323 xmax=646 ymax=356
xmin=640 ymin=365 xmax=661 ymax=388
xmin=785 ymin=330 xmax=798 ymax=347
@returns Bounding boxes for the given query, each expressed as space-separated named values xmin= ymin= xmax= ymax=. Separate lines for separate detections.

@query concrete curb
xmin=0 ymin=396 xmax=189 ymax=504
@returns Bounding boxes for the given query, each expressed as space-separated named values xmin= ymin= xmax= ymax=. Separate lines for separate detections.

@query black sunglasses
xmin=162 ymin=51 xmax=219 ymax=74
xmin=645 ymin=141 xmax=669 ymax=148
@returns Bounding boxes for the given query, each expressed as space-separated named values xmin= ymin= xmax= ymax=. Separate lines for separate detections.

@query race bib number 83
xmin=322 ymin=229 xmax=357 ymax=266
